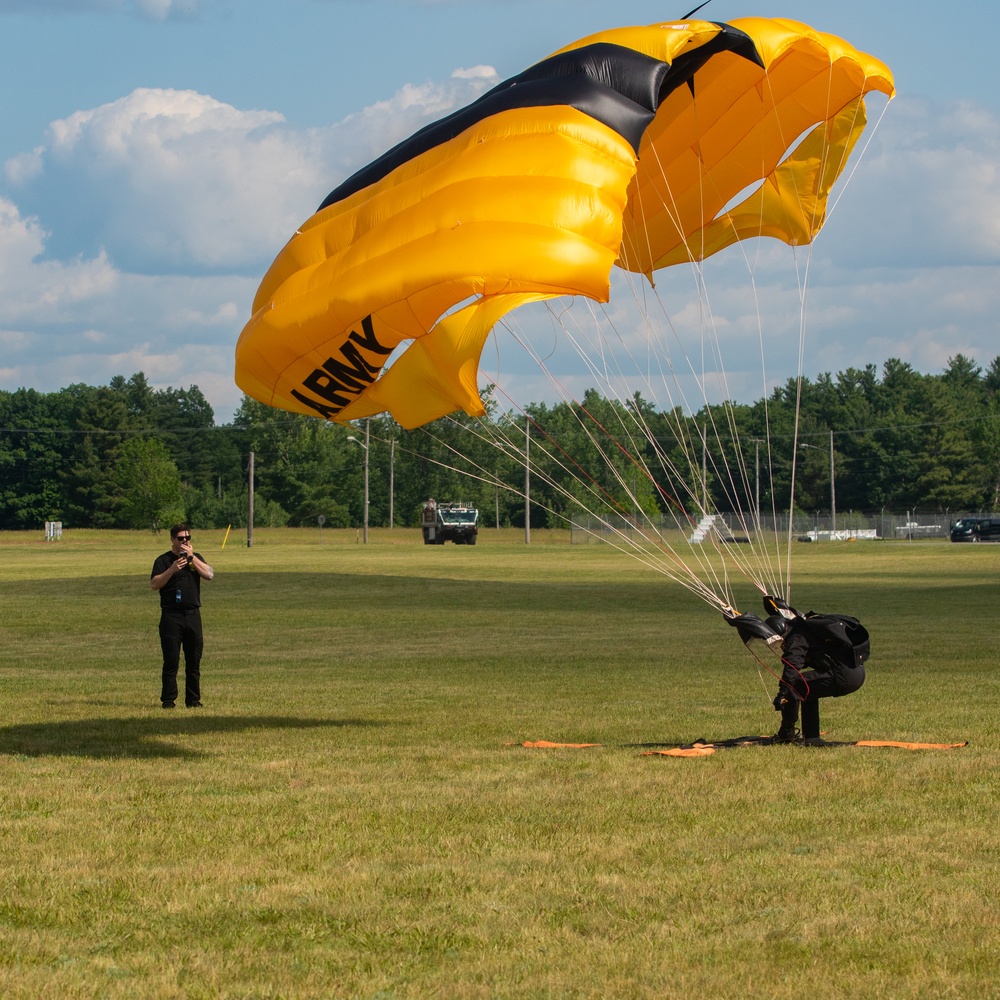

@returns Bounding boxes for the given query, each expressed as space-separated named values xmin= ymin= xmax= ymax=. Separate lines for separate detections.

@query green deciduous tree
xmin=111 ymin=437 xmax=185 ymax=531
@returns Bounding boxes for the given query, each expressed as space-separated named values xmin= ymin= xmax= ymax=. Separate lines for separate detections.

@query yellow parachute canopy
xmin=235 ymin=17 xmax=893 ymax=429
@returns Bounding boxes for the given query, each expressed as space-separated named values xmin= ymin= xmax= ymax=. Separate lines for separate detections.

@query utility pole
xmin=247 ymin=451 xmax=254 ymax=548
xmin=754 ymin=438 xmax=760 ymax=522
xmin=389 ymin=438 xmax=395 ymax=529
xmin=524 ymin=419 xmax=531 ymax=545
xmin=830 ymin=429 xmax=837 ymax=534
xmin=701 ymin=424 xmax=708 ymax=510
xmin=347 ymin=421 xmax=370 ymax=544
xmin=363 ymin=418 xmax=369 ymax=544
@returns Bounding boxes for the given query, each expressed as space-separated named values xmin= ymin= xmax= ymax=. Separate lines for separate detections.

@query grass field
xmin=1 ymin=528 xmax=997 ymax=999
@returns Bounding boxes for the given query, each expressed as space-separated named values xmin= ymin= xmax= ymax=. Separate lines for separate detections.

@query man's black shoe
xmin=186 ymin=702 xmax=203 ymax=708
xmin=162 ymin=702 xmax=175 ymax=709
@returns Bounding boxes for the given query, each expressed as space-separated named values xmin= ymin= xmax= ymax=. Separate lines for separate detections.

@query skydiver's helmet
xmin=765 ymin=615 xmax=790 ymax=637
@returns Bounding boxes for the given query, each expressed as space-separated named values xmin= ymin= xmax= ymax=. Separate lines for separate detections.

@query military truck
xmin=421 ymin=499 xmax=479 ymax=545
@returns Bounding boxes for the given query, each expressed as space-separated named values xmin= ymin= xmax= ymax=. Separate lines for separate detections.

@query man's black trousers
xmin=159 ymin=608 xmax=203 ymax=706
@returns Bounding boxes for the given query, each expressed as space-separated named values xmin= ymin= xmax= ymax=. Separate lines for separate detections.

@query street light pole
xmin=829 ymin=429 xmax=837 ymax=535
xmin=363 ymin=418 xmax=369 ymax=543
xmin=347 ymin=420 xmax=370 ymax=544
xmin=801 ymin=435 xmax=836 ymax=537
xmin=524 ymin=419 xmax=531 ymax=545
xmin=754 ymin=438 xmax=760 ymax=523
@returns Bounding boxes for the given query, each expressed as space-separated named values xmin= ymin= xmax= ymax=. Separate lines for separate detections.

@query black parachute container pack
xmin=726 ymin=600 xmax=870 ymax=675
xmin=797 ymin=613 xmax=871 ymax=670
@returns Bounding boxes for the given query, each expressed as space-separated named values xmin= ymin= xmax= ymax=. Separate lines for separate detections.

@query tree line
xmin=1 ymin=356 xmax=998 ymax=533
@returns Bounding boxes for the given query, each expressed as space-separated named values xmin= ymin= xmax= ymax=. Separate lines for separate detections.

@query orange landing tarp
xmin=855 ymin=740 xmax=968 ymax=750
xmin=512 ymin=738 xmax=967 ymax=753
xmin=519 ymin=740 xmax=603 ymax=749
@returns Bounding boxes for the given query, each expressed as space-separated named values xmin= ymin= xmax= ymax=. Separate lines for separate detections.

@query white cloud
xmin=0 ymin=70 xmax=502 ymax=420
xmin=4 ymin=148 xmax=43 ymax=185
xmin=5 ymin=71 xmax=500 ymax=277
xmin=7 ymin=89 xmax=311 ymax=273
xmin=821 ymin=96 xmax=1000 ymax=268
xmin=322 ymin=67 xmax=499 ymax=179
xmin=0 ymin=193 xmax=254 ymax=418
xmin=0 ymin=0 xmax=202 ymax=19
xmin=452 ymin=66 xmax=497 ymax=81
xmin=0 ymin=197 xmax=120 ymax=322
xmin=134 ymin=0 xmax=198 ymax=18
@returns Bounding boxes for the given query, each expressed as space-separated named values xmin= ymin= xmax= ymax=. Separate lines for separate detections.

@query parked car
xmin=950 ymin=517 xmax=1000 ymax=542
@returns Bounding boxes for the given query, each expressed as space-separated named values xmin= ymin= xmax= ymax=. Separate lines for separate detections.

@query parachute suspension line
xmin=742 ymin=67 xmax=818 ymax=602
xmin=474 ymin=368 xmax=733 ymax=606
xmin=783 ymin=243 xmax=812 ymax=603
xmin=714 ymin=83 xmax=790 ymax=602
xmin=680 ymin=1 xmax=713 ymax=19
xmin=742 ymin=238 xmax=789 ymax=603
xmin=467 ymin=394 xmax=735 ymax=612
xmin=624 ymin=127 xmax=756 ymax=552
xmin=498 ymin=312 xmax=704 ymax=552
xmin=622 ymin=105 xmax=789 ymax=602
xmin=801 ymin=57 xmax=854 ymax=246
xmin=683 ymin=267 xmax=778 ymax=591
xmin=639 ymin=92 xmax=790 ymax=602
xmin=776 ymin=79 xmax=892 ymax=600
xmin=547 ymin=298 xmax=763 ymax=604
xmin=401 ymin=413 xmax=705 ymax=597
xmin=388 ymin=423 xmax=518 ymax=496
xmin=744 ymin=642 xmax=812 ymax=704
xmin=491 ymin=320 xmax=739 ymax=610
xmin=504 ymin=264 xmax=780 ymax=604
xmin=501 ymin=296 xmax=778 ymax=611
xmin=828 ymin=84 xmax=894 ymax=221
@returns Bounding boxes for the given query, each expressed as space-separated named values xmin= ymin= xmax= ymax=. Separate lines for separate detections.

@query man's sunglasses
xmin=176 ymin=535 xmax=191 ymax=542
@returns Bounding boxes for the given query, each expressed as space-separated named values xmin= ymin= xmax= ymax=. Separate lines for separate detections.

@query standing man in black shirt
xmin=150 ymin=523 xmax=215 ymax=708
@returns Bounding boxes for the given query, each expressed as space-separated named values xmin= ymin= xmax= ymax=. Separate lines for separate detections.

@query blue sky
xmin=2 ymin=0 xmax=998 ymax=423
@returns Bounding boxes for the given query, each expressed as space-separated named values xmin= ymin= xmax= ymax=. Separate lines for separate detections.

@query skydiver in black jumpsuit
xmin=767 ymin=612 xmax=867 ymax=743
xmin=728 ymin=596 xmax=869 ymax=745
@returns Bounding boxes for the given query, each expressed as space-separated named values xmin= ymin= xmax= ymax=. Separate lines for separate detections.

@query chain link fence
xmin=569 ymin=511 xmax=997 ymax=544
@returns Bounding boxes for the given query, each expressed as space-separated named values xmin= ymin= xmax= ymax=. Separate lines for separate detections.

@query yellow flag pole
xmin=221 ymin=524 xmax=232 ymax=549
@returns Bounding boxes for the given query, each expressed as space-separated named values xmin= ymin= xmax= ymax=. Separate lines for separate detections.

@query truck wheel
xmin=468 ymin=535 xmax=477 ymax=545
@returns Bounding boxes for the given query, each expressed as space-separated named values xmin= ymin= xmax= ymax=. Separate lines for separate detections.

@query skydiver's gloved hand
xmin=773 ymin=686 xmax=801 ymax=711
xmin=763 ymin=594 xmax=800 ymax=620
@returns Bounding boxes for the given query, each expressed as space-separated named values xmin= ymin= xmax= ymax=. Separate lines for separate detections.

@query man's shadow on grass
xmin=0 ymin=715 xmax=387 ymax=760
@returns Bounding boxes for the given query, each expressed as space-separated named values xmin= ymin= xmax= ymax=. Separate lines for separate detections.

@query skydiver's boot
xmin=773 ymin=690 xmax=800 ymax=743
xmin=801 ymin=699 xmax=828 ymax=745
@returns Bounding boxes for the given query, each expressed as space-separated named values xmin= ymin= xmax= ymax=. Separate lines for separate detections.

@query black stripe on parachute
xmin=318 ymin=24 xmax=762 ymax=211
